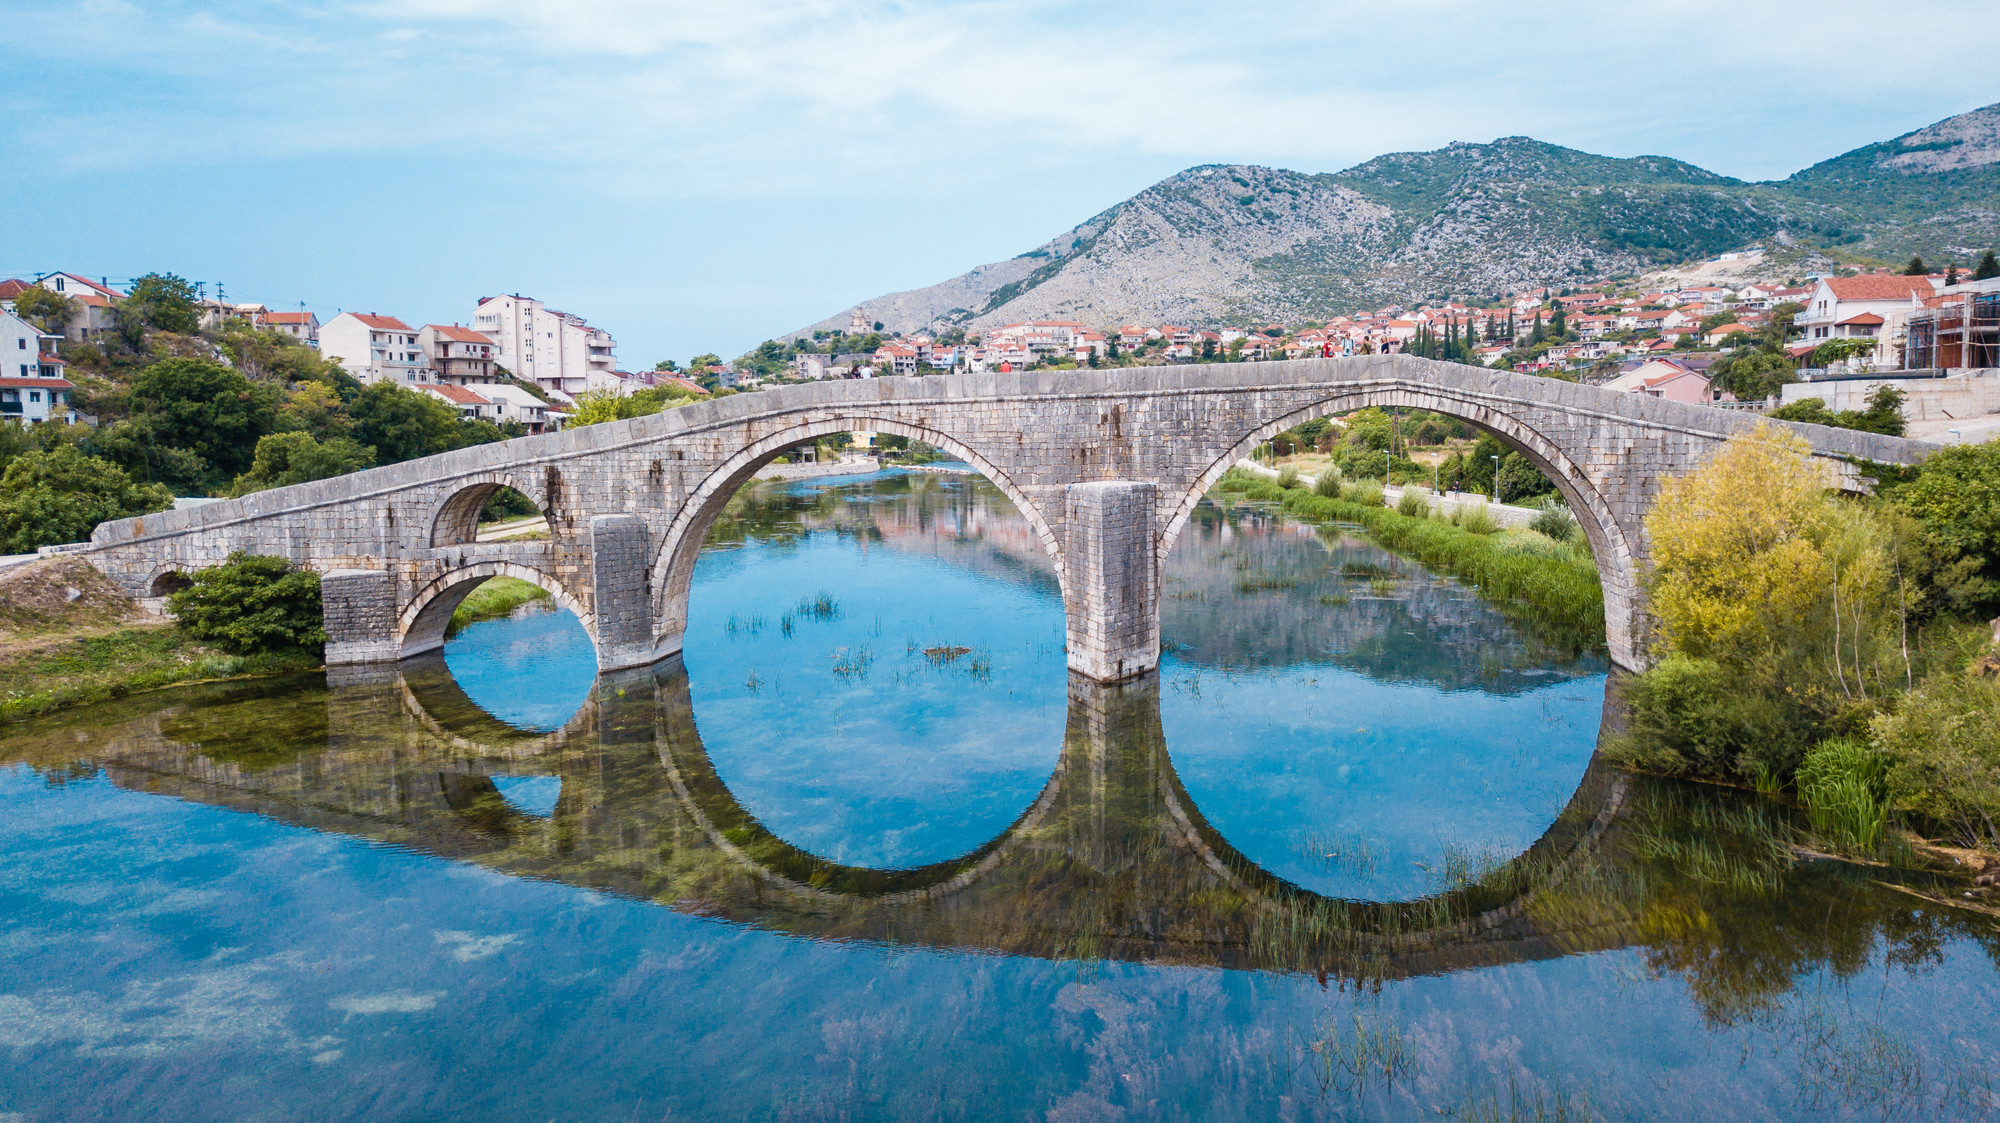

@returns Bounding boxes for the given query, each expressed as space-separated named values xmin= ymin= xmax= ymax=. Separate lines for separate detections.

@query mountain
xmin=786 ymin=103 xmax=2000 ymax=338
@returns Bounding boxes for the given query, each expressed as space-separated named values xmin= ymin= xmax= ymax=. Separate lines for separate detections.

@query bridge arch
xmin=648 ymin=415 xmax=1066 ymax=652
xmin=397 ymin=560 xmax=593 ymax=660
xmin=1163 ymin=381 xmax=1645 ymax=666
xmin=428 ymin=473 xmax=551 ymax=547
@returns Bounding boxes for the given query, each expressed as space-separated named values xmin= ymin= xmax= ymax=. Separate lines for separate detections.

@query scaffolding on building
xmin=1904 ymin=291 xmax=2000 ymax=369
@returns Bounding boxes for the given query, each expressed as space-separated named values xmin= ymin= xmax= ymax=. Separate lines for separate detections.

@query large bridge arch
xmin=398 ymin=561 xmax=593 ymax=660
xmin=647 ymin=414 xmax=1067 ymax=655
xmin=1163 ymin=381 xmax=1646 ymax=665
xmin=427 ymin=472 xmax=554 ymax=547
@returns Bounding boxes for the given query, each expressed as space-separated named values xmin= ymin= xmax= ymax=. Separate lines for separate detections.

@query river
xmin=0 ymin=468 xmax=1993 ymax=1120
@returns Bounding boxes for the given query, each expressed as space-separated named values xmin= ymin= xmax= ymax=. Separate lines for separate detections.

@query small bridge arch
xmin=399 ymin=561 xmax=593 ymax=660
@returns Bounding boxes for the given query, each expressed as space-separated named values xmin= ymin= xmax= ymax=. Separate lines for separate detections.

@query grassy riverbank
xmin=1212 ymin=468 xmax=1605 ymax=649
xmin=0 ymin=556 xmax=319 ymax=723
xmin=449 ymin=576 xmax=551 ymax=632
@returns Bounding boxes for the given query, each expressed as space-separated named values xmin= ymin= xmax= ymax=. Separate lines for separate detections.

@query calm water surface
xmin=2 ymin=468 xmax=1995 ymax=1120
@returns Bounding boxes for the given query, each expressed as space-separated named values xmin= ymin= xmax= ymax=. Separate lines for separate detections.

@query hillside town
xmin=0 ymin=272 xmax=709 ymax=435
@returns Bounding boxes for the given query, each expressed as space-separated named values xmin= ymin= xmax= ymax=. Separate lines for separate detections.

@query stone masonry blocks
xmin=1065 ymin=481 xmax=1160 ymax=683
xmin=77 ymin=358 xmax=1941 ymax=679
xmin=590 ymin=514 xmax=655 ymax=672
xmin=321 ymin=569 xmax=400 ymax=665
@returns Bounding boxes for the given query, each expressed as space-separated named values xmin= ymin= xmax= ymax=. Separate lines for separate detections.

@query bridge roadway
xmin=82 ymin=355 xmax=1932 ymax=675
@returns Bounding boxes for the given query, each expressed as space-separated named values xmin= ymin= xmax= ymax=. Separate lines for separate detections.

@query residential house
xmin=875 ymin=343 xmax=920 ymax=375
xmin=419 ymin=324 xmax=500 ymax=386
xmin=471 ymin=294 xmax=618 ymax=397
xmin=319 ymin=313 xmax=435 ymax=385
xmin=1603 ymin=357 xmax=1727 ymax=404
xmin=263 ymin=311 xmax=320 ymax=345
xmin=0 ymin=310 xmax=75 ymax=424
xmin=1792 ymin=274 xmax=1940 ymax=369
xmin=417 ymin=383 xmax=493 ymax=421
xmin=466 ymin=381 xmax=557 ymax=433
xmin=28 ymin=273 xmax=123 ymax=340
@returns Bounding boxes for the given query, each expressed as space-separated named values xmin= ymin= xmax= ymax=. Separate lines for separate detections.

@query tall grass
xmin=1313 ymin=468 xmax=1343 ymax=498
xmin=1796 ymin=736 xmax=1890 ymax=852
xmin=1340 ymin=479 xmax=1384 ymax=508
xmin=1395 ymin=487 xmax=1428 ymax=518
xmin=1276 ymin=465 xmax=1301 ymax=489
xmin=1214 ymin=470 xmax=1602 ymax=646
xmin=1453 ymin=501 xmax=1502 ymax=536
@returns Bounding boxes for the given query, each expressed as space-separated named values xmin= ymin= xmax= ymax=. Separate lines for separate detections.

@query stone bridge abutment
xmin=83 ymin=356 xmax=1933 ymax=679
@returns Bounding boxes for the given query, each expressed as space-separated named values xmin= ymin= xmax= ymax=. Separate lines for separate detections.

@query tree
xmin=276 ymin=382 xmax=352 ymax=442
xmin=1712 ymin=349 xmax=1797 ymax=403
xmin=0 ymin=445 xmax=173 ymax=553
xmin=1902 ymin=256 xmax=1927 ymax=276
xmin=128 ymin=358 xmax=279 ymax=482
xmin=167 ymin=553 xmax=325 ymax=654
xmin=120 ymin=272 xmax=202 ymax=334
xmin=227 ymin=431 xmax=376 ymax=496
xmin=11 ymin=287 xmax=75 ymax=336
xmin=1975 ymin=251 xmax=2000 ymax=282
xmin=1549 ymin=304 xmax=1567 ymax=338
xmin=653 ymin=359 xmax=680 ymax=372
xmin=346 ymin=382 xmax=464 ymax=463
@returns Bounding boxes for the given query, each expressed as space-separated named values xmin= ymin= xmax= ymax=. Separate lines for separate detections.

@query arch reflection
xmin=46 ymin=659 xmax=1639 ymax=980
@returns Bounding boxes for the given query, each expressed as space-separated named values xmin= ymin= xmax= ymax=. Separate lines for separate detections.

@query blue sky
xmin=5 ymin=1 xmax=1997 ymax=366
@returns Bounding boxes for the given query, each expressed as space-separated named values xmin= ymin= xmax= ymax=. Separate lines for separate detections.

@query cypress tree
xmin=1975 ymin=251 xmax=2000 ymax=281
xmin=1903 ymin=256 xmax=1928 ymax=276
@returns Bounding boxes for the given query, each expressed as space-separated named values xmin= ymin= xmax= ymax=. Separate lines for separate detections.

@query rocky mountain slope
xmin=787 ymin=103 xmax=2000 ymax=338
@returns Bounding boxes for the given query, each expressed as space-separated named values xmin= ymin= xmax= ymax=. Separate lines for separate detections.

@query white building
xmin=319 ymin=313 xmax=435 ymax=385
xmin=470 ymin=294 xmax=617 ymax=398
xmin=466 ymin=381 xmax=558 ymax=433
xmin=416 ymin=383 xmax=494 ymax=421
xmin=263 ymin=311 xmax=320 ymax=345
xmin=0 ymin=311 xmax=76 ymax=424
xmin=419 ymin=324 xmax=499 ymax=386
xmin=28 ymin=273 xmax=122 ymax=340
xmin=1793 ymin=274 xmax=1941 ymax=369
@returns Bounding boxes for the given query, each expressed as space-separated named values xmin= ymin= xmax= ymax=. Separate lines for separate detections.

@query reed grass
xmin=1395 ymin=487 xmax=1429 ymax=518
xmin=1796 ymin=736 xmax=1891 ymax=852
xmin=1217 ymin=469 xmax=1604 ymax=648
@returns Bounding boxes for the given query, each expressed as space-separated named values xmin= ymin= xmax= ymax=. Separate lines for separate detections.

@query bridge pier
xmin=1064 ymin=481 xmax=1160 ymax=683
xmin=590 ymin=514 xmax=657 ymax=672
xmin=322 ymin=569 xmax=400 ymax=665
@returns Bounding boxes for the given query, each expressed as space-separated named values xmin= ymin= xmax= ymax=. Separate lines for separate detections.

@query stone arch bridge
xmin=84 ymin=355 xmax=1930 ymax=676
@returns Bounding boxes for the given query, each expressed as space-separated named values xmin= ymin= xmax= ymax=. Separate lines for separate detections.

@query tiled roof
xmin=1836 ymin=313 xmax=1886 ymax=326
xmin=264 ymin=311 xmax=316 ymax=324
xmin=0 ymin=377 xmax=72 ymax=389
xmin=1824 ymin=276 xmax=1935 ymax=301
xmin=351 ymin=313 xmax=413 ymax=330
xmin=424 ymin=324 xmax=494 ymax=344
xmin=421 ymin=384 xmax=491 ymax=406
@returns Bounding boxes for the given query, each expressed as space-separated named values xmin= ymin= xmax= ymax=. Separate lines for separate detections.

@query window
xmin=29 ymin=392 xmax=41 ymax=403
xmin=15 ymin=339 xmax=22 ymax=349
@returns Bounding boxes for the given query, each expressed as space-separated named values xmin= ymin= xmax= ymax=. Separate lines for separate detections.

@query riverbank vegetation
xmin=1611 ymin=423 xmax=2000 ymax=857
xmin=0 ymin=556 xmax=317 ymax=722
xmin=449 ymin=576 xmax=551 ymax=633
xmin=1212 ymin=467 xmax=1604 ymax=649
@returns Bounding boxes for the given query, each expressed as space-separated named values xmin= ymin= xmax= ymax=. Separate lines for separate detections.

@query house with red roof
xmin=263 ymin=310 xmax=319 ymax=344
xmin=419 ymin=324 xmax=499 ymax=385
xmin=320 ymin=312 xmax=435 ymax=386
xmin=0 ymin=309 xmax=76 ymax=425
xmin=416 ymin=382 xmax=493 ymax=420
xmin=1794 ymin=274 xmax=1941 ymax=368
xmin=19 ymin=273 xmax=123 ymax=340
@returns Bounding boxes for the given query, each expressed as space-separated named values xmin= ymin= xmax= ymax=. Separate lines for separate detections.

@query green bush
xmin=1395 ymin=487 xmax=1428 ymax=517
xmin=1276 ymin=465 xmax=1301 ymax=490
xmin=1529 ymin=498 xmax=1579 ymax=542
xmin=1340 ymin=479 xmax=1384 ymax=508
xmin=1454 ymin=501 xmax=1501 ymax=536
xmin=1607 ymin=653 xmax=1804 ymax=783
xmin=167 ymin=553 xmax=325 ymax=656
xmin=1869 ymin=672 xmax=2000 ymax=847
xmin=1312 ymin=467 xmax=1342 ymax=498
xmin=227 ymin=431 xmax=376 ymax=496
xmin=1796 ymin=735 xmax=1890 ymax=851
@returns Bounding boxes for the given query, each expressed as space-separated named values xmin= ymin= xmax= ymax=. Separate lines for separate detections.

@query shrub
xmin=1530 ymin=498 xmax=1579 ymax=542
xmin=227 ymin=431 xmax=376 ymax=496
xmin=1313 ymin=467 xmax=1342 ymax=498
xmin=1455 ymin=501 xmax=1501 ymax=536
xmin=1869 ymin=672 xmax=2000 ymax=847
xmin=1796 ymin=736 xmax=1889 ymax=851
xmin=168 ymin=552 xmax=325 ymax=656
xmin=1276 ymin=465 xmax=1301 ymax=489
xmin=1395 ymin=487 xmax=1428 ymax=518
xmin=1608 ymin=653 xmax=1804 ymax=782
xmin=1340 ymin=479 xmax=1384 ymax=508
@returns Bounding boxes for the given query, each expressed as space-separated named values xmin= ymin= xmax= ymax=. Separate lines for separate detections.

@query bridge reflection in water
xmin=54 ymin=658 xmax=1636 ymax=982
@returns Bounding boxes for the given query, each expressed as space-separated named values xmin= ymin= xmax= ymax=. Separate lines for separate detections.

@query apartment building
xmin=470 ymin=294 xmax=616 ymax=398
xmin=319 ymin=312 xmax=434 ymax=385
xmin=419 ymin=324 xmax=500 ymax=385
xmin=0 ymin=310 xmax=76 ymax=424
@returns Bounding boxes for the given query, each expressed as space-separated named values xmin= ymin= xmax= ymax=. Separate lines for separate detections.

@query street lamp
xmin=1490 ymin=454 xmax=1501 ymax=504
xmin=1949 ymin=428 xmax=1963 ymax=444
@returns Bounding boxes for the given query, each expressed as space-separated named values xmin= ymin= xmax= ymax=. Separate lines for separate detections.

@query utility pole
xmin=1490 ymin=455 xmax=1501 ymax=504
